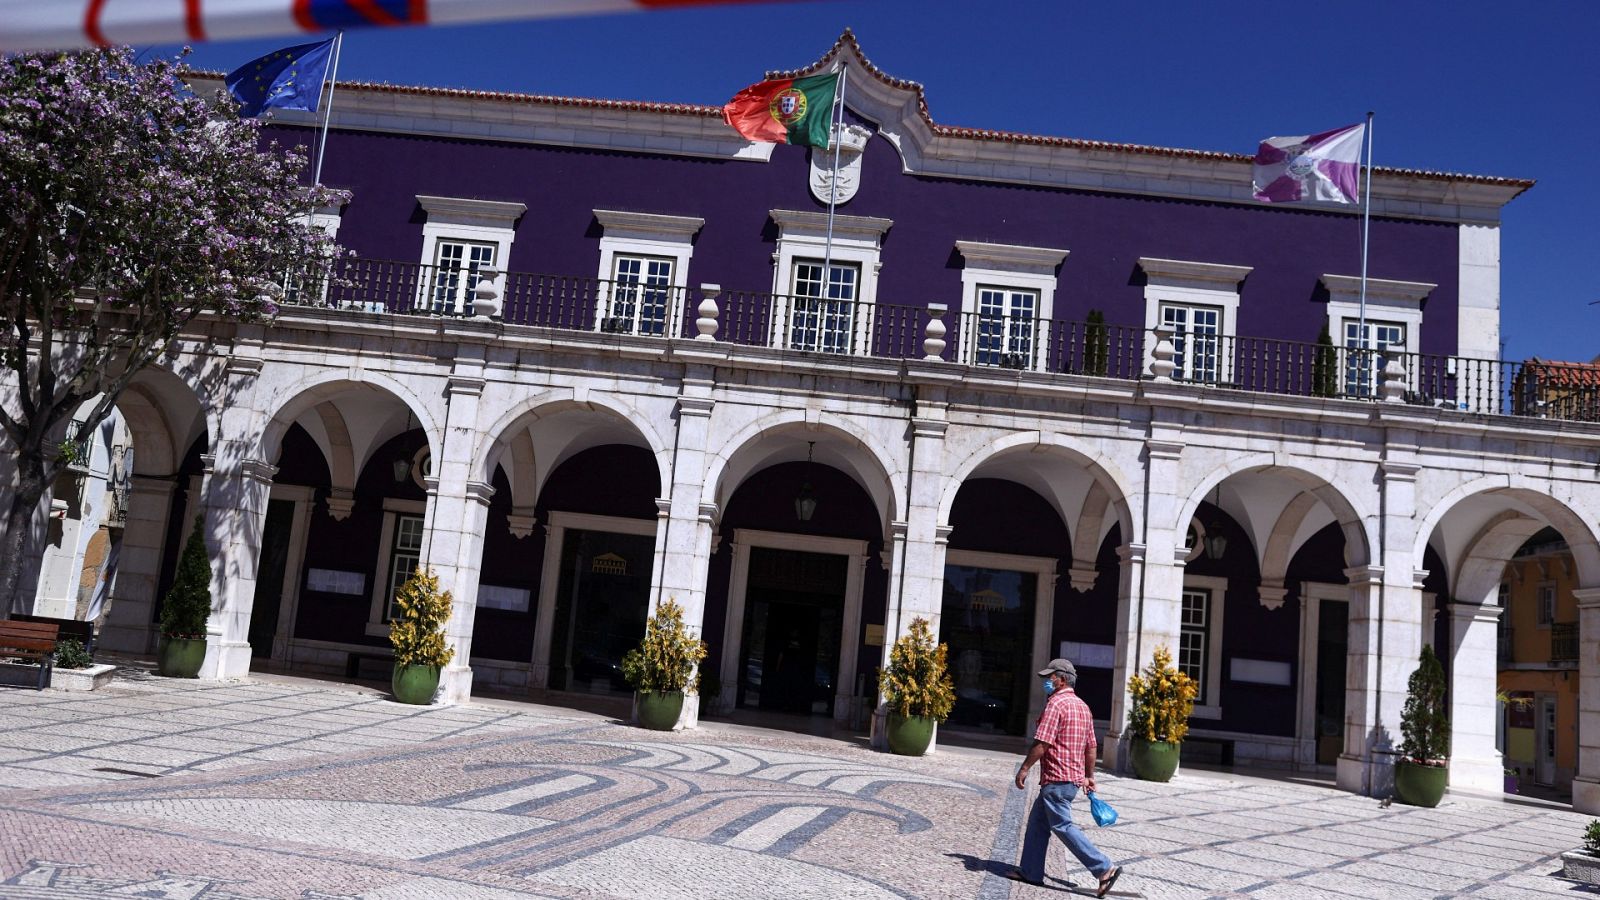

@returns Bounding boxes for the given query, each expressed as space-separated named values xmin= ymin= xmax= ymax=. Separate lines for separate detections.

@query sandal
xmin=1096 ymin=866 xmax=1121 ymax=898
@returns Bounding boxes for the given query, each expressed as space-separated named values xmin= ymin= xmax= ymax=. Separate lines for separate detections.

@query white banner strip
xmin=0 ymin=0 xmax=762 ymax=52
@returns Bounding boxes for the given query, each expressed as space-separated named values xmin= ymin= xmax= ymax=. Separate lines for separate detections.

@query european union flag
xmin=225 ymin=38 xmax=336 ymax=119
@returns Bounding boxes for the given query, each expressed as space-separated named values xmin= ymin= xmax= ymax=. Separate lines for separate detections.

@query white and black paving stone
xmin=0 ymin=667 xmax=1588 ymax=899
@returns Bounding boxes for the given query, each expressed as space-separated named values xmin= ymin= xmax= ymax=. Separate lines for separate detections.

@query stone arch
xmin=476 ymin=392 xmax=670 ymax=505
xmin=938 ymin=431 xmax=1138 ymax=540
xmin=116 ymin=365 xmax=212 ymax=477
xmin=1416 ymin=479 xmax=1600 ymax=602
xmin=1176 ymin=454 xmax=1375 ymax=569
xmin=701 ymin=411 xmax=904 ymax=531
xmin=257 ymin=369 xmax=443 ymax=466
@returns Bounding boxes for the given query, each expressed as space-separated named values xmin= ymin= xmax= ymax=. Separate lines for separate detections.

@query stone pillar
xmin=199 ymin=456 xmax=276 ymax=679
xmin=1447 ymin=599 xmax=1504 ymax=793
xmin=871 ymin=400 xmax=948 ymax=748
xmin=97 ymin=476 xmax=176 ymax=654
xmin=1337 ymin=564 xmax=1424 ymax=797
xmin=1104 ymin=434 xmax=1185 ymax=772
xmin=428 ymin=370 xmax=492 ymax=705
xmin=1572 ymin=588 xmax=1600 ymax=813
xmin=649 ymin=368 xmax=717 ymax=729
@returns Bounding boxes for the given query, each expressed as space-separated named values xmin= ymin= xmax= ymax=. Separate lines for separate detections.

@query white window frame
xmin=1538 ymin=582 xmax=1555 ymax=627
xmin=1139 ymin=257 xmax=1251 ymax=385
xmin=769 ymin=209 xmax=891 ymax=355
xmin=1339 ymin=317 xmax=1407 ymax=398
xmin=1159 ymin=301 xmax=1226 ymax=384
xmin=1181 ymin=573 xmax=1227 ymax=719
xmin=365 ymin=498 xmax=427 ymax=636
xmin=284 ymin=196 xmax=347 ymax=308
xmin=416 ymin=195 xmax=526 ymax=315
xmin=593 ymin=209 xmax=703 ymax=338
xmin=955 ymin=241 xmax=1068 ymax=372
xmin=1321 ymin=273 xmax=1434 ymax=398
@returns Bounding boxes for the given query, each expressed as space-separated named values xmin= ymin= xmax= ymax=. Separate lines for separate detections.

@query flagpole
xmin=1358 ymin=110 xmax=1374 ymax=359
xmin=821 ymin=66 xmax=846 ymax=306
xmin=312 ymin=32 xmax=344 ymax=187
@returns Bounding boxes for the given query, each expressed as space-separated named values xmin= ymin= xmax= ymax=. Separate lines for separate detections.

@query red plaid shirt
xmin=1034 ymin=688 xmax=1096 ymax=785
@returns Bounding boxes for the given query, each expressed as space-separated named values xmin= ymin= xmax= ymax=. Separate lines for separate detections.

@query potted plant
xmin=387 ymin=567 xmax=455 ymax=705
xmin=157 ymin=517 xmax=212 ymax=678
xmin=1561 ymin=820 xmax=1600 ymax=883
xmin=620 ymin=598 xmax=706 ymax=730
xmin=1125 ymin=645 xmax=1196 ymax=782
xmin=1394 ymin=644 xmax=1449 ymax=807
xmin=877 ymin=617 xmax=955 ymax=756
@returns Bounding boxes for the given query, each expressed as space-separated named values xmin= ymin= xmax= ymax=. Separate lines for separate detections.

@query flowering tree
xmin=0 ymin=48 xmax=336 ymax=609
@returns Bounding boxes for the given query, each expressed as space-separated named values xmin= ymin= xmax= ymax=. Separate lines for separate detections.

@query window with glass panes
xmin=1160 ymin=303 xmax=1223 ymax=383
xmin=429 ymin=239 xmax=496 ymax=315
xmin=1538 ymin=583 xmax=1555 ymax=626
xmin=384 ymin=515 xmax=425 ymax=621
xmin=606 ymin=254 xmax=675 ymax=336
xmin=974 ymin=286 xmax=1038 ymax=368
xmin=788 ymin=259 xmax=859 ymax=354
xmin=1342 ymin=318 xmax=1404 ymax=398
xmin=1179 ymin=588 xmax=1210 ymax=698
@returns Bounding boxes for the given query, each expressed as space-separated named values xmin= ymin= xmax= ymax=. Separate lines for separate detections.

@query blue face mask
xmin=1042 ymin=678 xmax=1057 ymax=695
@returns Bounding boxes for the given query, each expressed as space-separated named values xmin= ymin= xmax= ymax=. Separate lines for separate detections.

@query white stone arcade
xmin=80 ymin=302 xmax=1600 ymax=814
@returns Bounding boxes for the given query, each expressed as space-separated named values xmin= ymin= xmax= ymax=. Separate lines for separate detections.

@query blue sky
xmin=156 ymin=0 xmax=1599 ymax=364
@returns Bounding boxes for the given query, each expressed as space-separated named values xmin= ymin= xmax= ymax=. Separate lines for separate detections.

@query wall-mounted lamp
xmin=794 ymin=441 xmax=817 ymax=522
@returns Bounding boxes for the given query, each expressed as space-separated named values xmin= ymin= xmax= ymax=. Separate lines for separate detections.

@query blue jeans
xmin=1017 ymin=781 xmax=1113 ymax=883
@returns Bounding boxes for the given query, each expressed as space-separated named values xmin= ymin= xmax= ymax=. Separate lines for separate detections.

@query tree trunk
xmin=0 ymin=449 xmax=49 ymax=615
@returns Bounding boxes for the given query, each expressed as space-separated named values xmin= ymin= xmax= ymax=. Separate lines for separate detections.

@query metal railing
xmin=1552 ymin=622 xmax=1578 ymax=665
xmin=278 ymin=258 xmax=1600 ymax=423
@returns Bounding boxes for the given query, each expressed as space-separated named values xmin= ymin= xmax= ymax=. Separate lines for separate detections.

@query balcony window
xmin=604 ymin=254 xmax=675 ymax=336
xmin=593 ymin=209 xmax=702 ymax=337
xmin=974 ymin=286 xmax=1039 ymax=369
xmin=788 ymin=259 xmax=860 ymax=354
xmin=429 ymin=239 xmax=496 ymax=316
xmin=1162 ymin=303 xmax=1224 ymax=383
xmin=1342 ymin=318 xmax=1405 ymax=398
xmin=954 ymin=242 xmax=1068 ymax=371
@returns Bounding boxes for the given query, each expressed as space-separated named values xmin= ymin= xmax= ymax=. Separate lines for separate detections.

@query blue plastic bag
xmin=1088 ymin=791 xmax=1118 ymax=827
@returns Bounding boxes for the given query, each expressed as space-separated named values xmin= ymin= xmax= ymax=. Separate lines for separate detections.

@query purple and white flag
xmin=1251 ymin=122 xmax=1366 ymax=205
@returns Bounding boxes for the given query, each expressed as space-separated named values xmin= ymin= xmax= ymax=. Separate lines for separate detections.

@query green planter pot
xmin=391 ymin=664 xmax=439 ymax=705
xmin=886 ymin=713 xmax=936 ymax=756
xmin=156 ymin=635 xmax=207 ymax=678
xmin=1131 ymin=738 xmax=1180 ymax=782
xmin=1394 ymin=760 xmax=1448 ymax=808
xmin=636 ymin=690 xmax=685 ymax=730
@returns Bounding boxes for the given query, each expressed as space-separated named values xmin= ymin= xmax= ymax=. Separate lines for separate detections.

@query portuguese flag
xmin=721 ymin=72 xmax=839 ymax=148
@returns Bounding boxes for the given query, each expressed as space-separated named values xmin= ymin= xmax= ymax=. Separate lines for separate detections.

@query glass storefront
xmin=549 ymin=528 xmax=654 ymax=694
xmin=940 ymin=564 xmax=1037 ymax=735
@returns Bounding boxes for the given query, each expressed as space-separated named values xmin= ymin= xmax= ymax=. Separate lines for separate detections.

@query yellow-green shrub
xmin=620 ymin=598 xmax=706 ymax=694
xmin=1127 ymin=645 xmax=1196 ymax=743
xmin=878 ymin=617 xmax=955 ymax=721
xmin=388 ymin=567 xmax=455 ymax=669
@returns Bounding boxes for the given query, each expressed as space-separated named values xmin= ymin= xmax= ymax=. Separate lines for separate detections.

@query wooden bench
xmin=10 ymin=613 xmax=94 ymax=654
xmin=0 ymin=620 xmax=59 ymax=690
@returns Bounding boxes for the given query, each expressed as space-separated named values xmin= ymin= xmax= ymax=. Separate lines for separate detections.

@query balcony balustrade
xmin=1552 ymin=622 xmax=1578 ymax=666
xmin=278 ymin=257 xmax=1600 ymax=421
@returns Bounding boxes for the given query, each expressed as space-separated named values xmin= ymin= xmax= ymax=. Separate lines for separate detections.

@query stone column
xmin=1104 ymin=434 xmax=1185 ymax=773
xmin=97 ymin=476 xmax=176 ymax=654
xmin=649 ymin=367 xmax=717 ymax=729
xmin=427 ymin=370 xmax=492 ymax=705
xmin=871 ymin=400 xmax=948 ymax=748
xmin=1447 ymin=599 xmax=1504 ymax=793
xmin=1337 ymin=564 xmax=1424 ymax=797
xmin=1572 ymin=588 xmax=1600 ymax=813
xmin=198 ymin=455 xmax=276 ymax=679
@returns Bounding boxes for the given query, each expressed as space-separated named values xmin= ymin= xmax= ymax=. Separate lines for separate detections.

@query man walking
xmin=1008 ymin=658 xmax=1121 ymax=896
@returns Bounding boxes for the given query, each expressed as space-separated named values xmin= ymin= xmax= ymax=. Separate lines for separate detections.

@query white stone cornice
xmin=447 ymin=375 xmax=487 ymax=397
xmin=1573 ymin=588 xmax=1600 ymax=609
xmin=911 ymin=417 xmax=948 ymax=439
xmin=1447 ymin=600 xmax=1502 ymax=623
xmin=1258 ymin=583 xmax=1288 ymax=611
xmin=505 ymin=512 xmax=537 ymax=538
xmin=239 ymin=458 xmax=278 ymax=485
xmin=416 ymin=195 xmax=527 ymax=227
xmin=1117 ymin=542 xmax=1147 ymax=563
xmin=594 ymin=209 xmax=705 ymax=239
xmin=1145 ymin=438 xmax=1184 ymax=460
xmin=1320 ymin=274 xmax=1437 ymax=307
xmin=1068 ymin=566 xmax=1098 ymax=593
xmin=955 ymin=241 xmax=1070 ymax=273
xmin=464 ymin=480 xmax=496 ymax=506
xmin=326 ymin=489 xmax=355 ymax=521
xmin=697 ymin=502 xmax=719 ymax=524
xmin=654 ymin=497 xmax=673 ymax=517
xmin=1343 ymin=564 xmax=1384 ymax=587
xmin=1138 ymin=257 xmax=1253 ymax=288
xmin=934 ymin=525 xmax=953 ymax=545
xmin=1380 ymin=460 xmax=1421 ymax=482
xmin=769 ymin=209 xmax=892 ymax=239
xmin=678 ymin=397 xmax=714 ymax=418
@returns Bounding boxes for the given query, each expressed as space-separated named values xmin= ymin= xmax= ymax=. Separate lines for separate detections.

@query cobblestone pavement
xmin=0 ymin=668 xmax=1586 ymax=899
